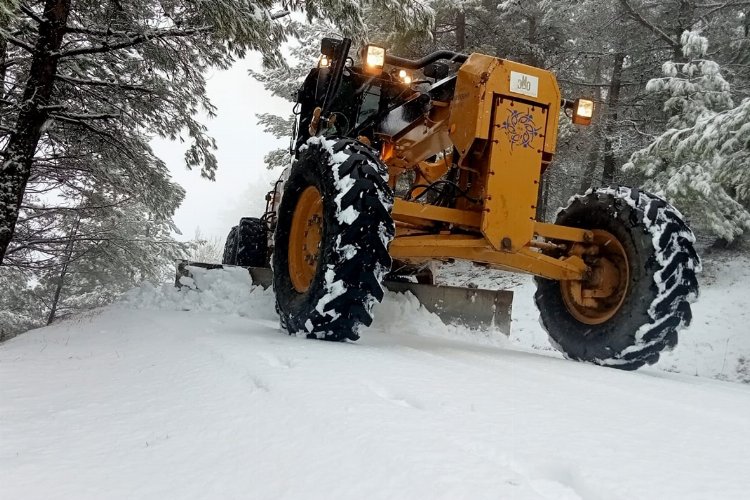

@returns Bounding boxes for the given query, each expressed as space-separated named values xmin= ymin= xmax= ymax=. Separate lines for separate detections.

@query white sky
xmin=152 ymin=54 xmax=291 ymax=243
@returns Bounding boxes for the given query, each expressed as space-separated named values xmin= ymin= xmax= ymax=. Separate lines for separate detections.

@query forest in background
xmin=3 ymin=0 xmax=750 ymax=337
xmin=257 ymin=0 xmax=750 ymax=241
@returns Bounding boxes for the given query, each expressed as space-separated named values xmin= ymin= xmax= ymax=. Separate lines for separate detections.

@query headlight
xmin=572 ymin=98 xmax=594 ymax=126
xmin=398 ymin=69 xmax=412 ymax=85
xmin=365 ymin=45 xmax=386 ymax=73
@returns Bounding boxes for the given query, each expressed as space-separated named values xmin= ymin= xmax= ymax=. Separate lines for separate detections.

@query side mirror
xmin=424 ymin=62 xmax=449 ymax=79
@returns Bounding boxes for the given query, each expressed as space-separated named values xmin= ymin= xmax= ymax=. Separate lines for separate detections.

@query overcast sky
xmin=152 ymin=53 xmax=291 ymax=243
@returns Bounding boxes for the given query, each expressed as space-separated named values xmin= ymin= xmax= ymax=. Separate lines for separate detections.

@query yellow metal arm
xmin=389 ymin=235 xmax=588 ymax=281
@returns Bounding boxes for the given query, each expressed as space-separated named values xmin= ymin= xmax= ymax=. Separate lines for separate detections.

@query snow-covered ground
xmin=437 ymin=249 xmax=750 ymax=384
xmin=2 ymin=254 xmax=750 ymax=499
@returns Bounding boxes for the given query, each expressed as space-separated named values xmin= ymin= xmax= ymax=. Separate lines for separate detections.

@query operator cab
xmin=291 ymin=37 xmax=465 ymax=155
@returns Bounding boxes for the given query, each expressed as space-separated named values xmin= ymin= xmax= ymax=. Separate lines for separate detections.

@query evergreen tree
xmin=0 ymin=0 xmax=429 ymax=334
xmin=0 ymin=0 xmax=432 ymax=263
xmin=251 ymin=19 xmax=339 ymax=170
xmin=624 ymin=30 xmax=749 ymax=241
xmin=187 ymin=227 xmax=223 ymax=264
xmin=0 ymin=265 xmax=43 ymax=339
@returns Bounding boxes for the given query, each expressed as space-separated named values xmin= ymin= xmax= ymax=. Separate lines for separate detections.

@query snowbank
xmin=437 ymin=252 xmax=750 ymax=384
xmin=121 ymin=265 xmax=276 ymax=316
xmin=2 ymin=254 xmax=750 ymax=499
xmin=658 ymin=250 xmax=750 ymax=382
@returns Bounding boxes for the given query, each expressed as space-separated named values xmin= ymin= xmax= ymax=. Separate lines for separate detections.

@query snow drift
xmin=2 ymin=255 xmax=750 ymax=499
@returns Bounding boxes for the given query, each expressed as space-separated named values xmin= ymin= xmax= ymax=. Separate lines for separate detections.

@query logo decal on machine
xmin=510 ymin=71 xmax=539 ymax=98
xmin=501 ymin=109 xmax=541 ymax=150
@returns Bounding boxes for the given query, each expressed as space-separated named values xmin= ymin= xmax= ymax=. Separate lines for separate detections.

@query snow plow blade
xmin=176 ymin=260 xmax=512 ymax=334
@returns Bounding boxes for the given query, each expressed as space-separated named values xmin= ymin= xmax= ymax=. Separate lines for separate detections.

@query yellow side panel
xmin=449 ymin=54 xmax=562 ymax=252
xmin=449 ymin=55 xmax=561 ymax=158
xmin=448 ymin=54 xmax=497 ymax=156
xmin=482 ymin=98 xmax=547 ymax=251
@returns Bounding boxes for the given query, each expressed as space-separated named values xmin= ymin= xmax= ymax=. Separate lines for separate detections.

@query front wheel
xmin=534 ymin=187 xmax=701 ymax=370
xmin=273 ymin=137 xmax=394 ymax=341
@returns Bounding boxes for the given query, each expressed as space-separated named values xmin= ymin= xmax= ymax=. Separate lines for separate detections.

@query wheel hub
xmin=560 ymin=230 xmax=629 ymax=325
xmin=289 ymin=186 xmax=323 ymax=293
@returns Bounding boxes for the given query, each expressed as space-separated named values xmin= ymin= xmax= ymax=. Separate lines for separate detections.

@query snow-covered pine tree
xmin=0 ymin=0 xmax=288 ymax=264
xmin=0 ymin=265 xmax=43 ymax=339
xmin=2 ymin=188 xmax=183 ymax=332
xmin=0 ymin=0 xmax=432 ymax=263
xmin=37 ymin=199 xmax=181 ymax=325
xmin=645 ymin=30 xmax=733 ymax=128
xmin=0 ymin=0 xmax=431 ymax=332
xmin=187 ymin=227 xmax=223 ymax=264
xmin=623 ymin=30 xmax=750 ymax=241
xmin=250 ymin=20 xmax=339 ymax=170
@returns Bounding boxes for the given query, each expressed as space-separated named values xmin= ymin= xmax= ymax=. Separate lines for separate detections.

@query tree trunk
xmin=579 ymin=57 xmax=603 ymax=192
xmin=526 ymin=15 xmax=539 ymax=67
xmin=537 ymin=172 xmax=551 ymax=222
xmin=0 ymin=37 xmax=6 ymax=99
xmin=0 ymin=12 xmax=9 ymax=133
xmin=0 ymin=0 xmax=71 ymax=264
xmin=47 ymin=217 xmax=79 ymax=325
xmin=579 ymin=145 xmax=601 ymax=192
xmin=601 ymin=52 xmax=625 ymax=185
xmin=455 ymin=9 xmax=466 ymax=51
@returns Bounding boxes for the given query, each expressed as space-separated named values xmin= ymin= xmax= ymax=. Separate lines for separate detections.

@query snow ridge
xmin=121 ymin=265 xmax=274 ymax=316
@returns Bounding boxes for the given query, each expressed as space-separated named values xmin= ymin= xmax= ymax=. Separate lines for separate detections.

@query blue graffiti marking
xmin=501 ymin=109 xmax=541 ymax=150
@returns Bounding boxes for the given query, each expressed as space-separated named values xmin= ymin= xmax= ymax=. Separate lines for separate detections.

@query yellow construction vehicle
xmin=224 ymin=38 xmax=700 ymax=370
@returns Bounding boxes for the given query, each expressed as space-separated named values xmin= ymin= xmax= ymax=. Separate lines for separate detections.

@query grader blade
xmin=383 ymin=280 xmax=512 ymax=334
xmin=175 ymin=260 xmax=512 ymax=334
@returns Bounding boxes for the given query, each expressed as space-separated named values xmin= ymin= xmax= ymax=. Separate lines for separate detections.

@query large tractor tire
xmin=534 ymin=187 xmax=701 ymax=370
xmin=222 ymin=218 xmax=269 ymax=267
xmin=273 ymin=137 xmax=395 ymax=341
xmin=222 ymin=226 xmax=239 ymax=265
xmin=236 ymin=217 xmax=269 ymax=267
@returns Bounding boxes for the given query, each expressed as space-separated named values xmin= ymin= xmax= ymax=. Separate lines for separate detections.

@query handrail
xmin=385 ymin=50 xmax=468 ymax=70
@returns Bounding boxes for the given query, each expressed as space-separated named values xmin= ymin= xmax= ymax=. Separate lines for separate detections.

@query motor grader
xmin=221 ymin=38 xmax=700 ymax=370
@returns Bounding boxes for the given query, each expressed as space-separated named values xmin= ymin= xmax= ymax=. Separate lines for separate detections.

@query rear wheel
xmin=236 ymin=217 xmax=269 ymax=267
xmin=222 ymin=226 xmax=238 ymax=265
xmin=534 ymin=187 xmax=701 ymax=370
xmin=222 ymin=218 xmax=268 ymax=267
xmin=273 ymin=137 xmax=394 ymax=341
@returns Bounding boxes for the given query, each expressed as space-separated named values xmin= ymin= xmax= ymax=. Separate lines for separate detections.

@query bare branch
xmin=618 ymin=0 xmax=678 ymax=48
xmin=55 ymin=74 xmax=153 ymax=93
xmin=19 ymin=4 xmax=45 ymax=24
xmin=51 ymin=111 xmax=121 ymax=121
xmin=3 ymin=35 xmax=35 ymax=53
xmin=58 ymin=26 xmax=211 ymax=58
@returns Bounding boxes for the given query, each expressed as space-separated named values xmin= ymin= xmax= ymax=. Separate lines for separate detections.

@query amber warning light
xmin=572 ymin=98 xmax=594 ymax=126
xmin=364 ymin=45 xmax=385 ymax=73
